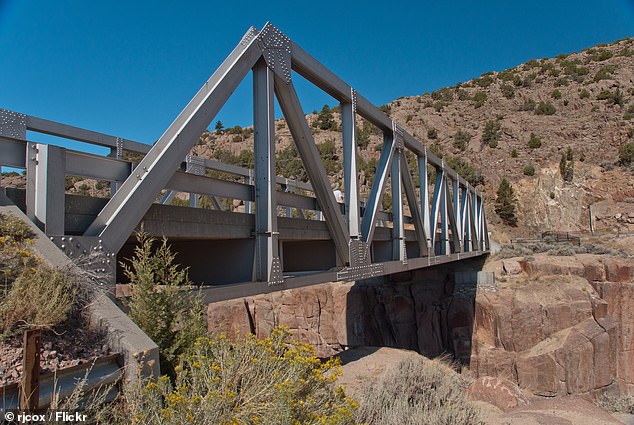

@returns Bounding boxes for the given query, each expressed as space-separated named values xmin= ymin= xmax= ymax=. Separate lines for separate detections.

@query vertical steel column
xmin=245 ymin=170 xmax=253 ymax=214
xmin=418 ymin=151 xmax=432 ymax=255
xmin=430 ymin=166 xmax=444 ymax=255
xmin=439 ymin=174 xmax=449 ymax=255
xmin=253 ymin=59 xmax=282 ymax=284
xmin=25 ymin=143 xmax=37 ymax=222
xmin=471 ymin=191 xmax=480 ymax=250
xmin=460 ymin=187 xmax=469 ymax=252
xmin=33 ymin=144 xmax=65 ymax=235
xmin=391 ymin=149 xmax=405 ymax=262
xmin=453 ymin=179 xmax=463 ymax=252
xmin=341 ymin=92 xmax=359 ymax=238
xmin=110 ymin=137 xmax=124 ymax=196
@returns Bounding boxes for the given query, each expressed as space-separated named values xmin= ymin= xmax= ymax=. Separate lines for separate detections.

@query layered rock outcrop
xmin=207 ymin=266 xmax=479 ymax=361
xmin=474 ymin=254 xmax=633 ymax=396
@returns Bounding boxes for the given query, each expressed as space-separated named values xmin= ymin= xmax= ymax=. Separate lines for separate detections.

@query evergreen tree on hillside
xmin=495 ymin=178 xmax=518 ymax=226
xmin=215 ymin=120 xmax=224 ymax=134
xmin=560 ymin=147 xmax=574 ymax=182
xmin=315 ymin=105 xmax=337 ymax=131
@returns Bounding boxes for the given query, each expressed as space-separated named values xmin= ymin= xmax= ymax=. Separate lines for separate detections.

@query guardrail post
xmin=21 ymin=329 xmax=41 ymax=411
xmin=32 ymin=144 xmax=65 ymax=235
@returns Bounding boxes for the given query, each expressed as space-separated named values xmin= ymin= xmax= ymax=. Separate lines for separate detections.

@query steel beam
xmin=84 ymin=27 xmax=263 ymax=253
xmin=391 ymin=150 xmax=405 ymax=262
xmin=453 ymin=179 xmax=463 ymax=252
xmin=341 ymin=95 xmax=360 ymax=238
xmin=66 ymin=150 xmax=131 ymax=182
xmin=418 ymin=152 xmax=432 ymax=253
xmin=26 ymin=115 xmax=150 ymax=154
xmin=253 ymin=59 xmax=282 ymax=284
xmin=361 ymin=132 xmax=395 ymax=246
xmin=439 ymin=173 xmax=449 ymax=255
xmin=401 ymin=154 xmax=428 ymax=256
xmin=33 ymin=144 xmax=65 ymax=235
xmin=0 ymin=136 xmax=27 ymax=168
xmin=273 ymin=75 xmax=350 ymax=265
xmin=430 ymin=167 xmax=444 ymax=254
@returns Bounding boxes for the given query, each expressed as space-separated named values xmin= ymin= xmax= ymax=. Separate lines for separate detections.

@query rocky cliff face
xmin=475 ymin=254 xmax=634 ymax=396
xmin=206 ymin=253 xmax=633 ymax=397
xmin=207 ymin=265 xmax=479 ymax=362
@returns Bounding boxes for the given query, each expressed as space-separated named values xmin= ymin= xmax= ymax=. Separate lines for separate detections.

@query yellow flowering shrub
xmin=117 ymin=328 xmax=358 ymax=425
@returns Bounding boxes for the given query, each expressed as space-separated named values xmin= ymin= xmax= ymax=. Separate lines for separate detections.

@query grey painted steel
xmin=253 ymin=58 xmax=283 ymax=284
xmin=391 ymin=148 xmax=405 ymax=262
xmin=27 ymin=115 xmax=150 ymax=154
xmin=0 ymin=354 xmax=122 ymax=411
xmin=34 ymin=144 xmax=65 ymax=234
xmin=0 ymin=23 xmax=491 ymax=295
xmin=84 ymin=27 xmax=264 ymax=253
xmin=361 ymin=132 xmax=395 ymax=246
xmin=200 ymin=249 xmax=485 ymax=304
xmin=401 ymin=154 xmax=428 ymax=256
xmin=341 ymin=98 xmax=360 ymax=238
xmin=66 ymin=150 xmax=132 ymax=182
xmin=0 ymin=108 xmax=27 ymax=140
xmin=418 ymin=153 xmax=432 ymax=252
xmin=273 ymin=74 xmax=350 ymax=265
xmin=453 ymin=179 xmax=463 ymax=252
xmin=0 ymin=136 xmax=26 ymax=167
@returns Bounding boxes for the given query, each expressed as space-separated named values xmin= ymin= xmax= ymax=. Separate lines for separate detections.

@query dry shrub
xmin=106 ymin=328 xmax=358 ymax=424
xmin=0 ymin=264 xmax=77 ymax=335
xmin=355 ymin=356 xmax=482 ymax=425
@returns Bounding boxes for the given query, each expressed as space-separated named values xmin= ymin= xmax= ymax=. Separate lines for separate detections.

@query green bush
xmin=355 ymin=356 xmax=481 ymax=425
xmin=511 ymin=149 xmax=518 ymax=158
xmin=122 ymin=234 xmax=206 ymax=376
xmin=481 ymin=120 xmax=501 ymax=148
xmin=453 ymin=129 xmax=472 ymax=151
xmin=596 ymin=88 xmax=624 ymax=106
xmin=588 ymin=48 xmax=613 ymax=62
xmin=527 ymin=133 xmax=542 ymax=149
xmin=433 ymin=101 xmax=448 ymax=112
xmin=619 ymin=142 xmax=634 ymax=165
xmin=473 ymin=91 xmax=487 ymax=108
xmin=473 ymin=75 xmax=494 ymax=88
xmin=500 ymin=84 xmax=515 ymax=99
xmin=551 ymin=89 xmax=562 ymax=100
xmin=427 ymin=128 xmax=438 ymax=139
xmin=109 ymin=328 xmax=357 ymax=425
xmin=495 ymin=178 xmax=518 ymax=226
xmin=519 ymin=98 xmax=536 ymax=111
xmin=594 ymin=65 xmax=617 ymax=82
xmin=579 ymin=89 xmax=590 ymax=99
xmin=554 ymin=77 xmax=569 ymax=87
xmin=523 ymin=164 xmax=535 ymax=176
xmin=535 ymin=101 xmax=556 ymax=115
xmin=444 ymin=156 xmax=485 ymax=187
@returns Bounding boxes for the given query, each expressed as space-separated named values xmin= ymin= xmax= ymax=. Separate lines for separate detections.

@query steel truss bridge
xmin=0 ymin=23 xmax=489 ymax=301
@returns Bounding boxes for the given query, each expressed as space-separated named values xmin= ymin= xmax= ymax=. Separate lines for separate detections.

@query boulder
xmin=467 ymin=376 xmax=529 ymax=412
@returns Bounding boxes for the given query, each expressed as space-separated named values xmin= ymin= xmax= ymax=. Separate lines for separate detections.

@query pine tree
xmin=214 ymin=120 xmax=224 ymax=134
xmin=560 ymin=147 xmax=574 ymax=182
xmin=495 ymin=178 xmax=518 ymax=226
xmin=315 ymin=105 xmax=336 ymax=130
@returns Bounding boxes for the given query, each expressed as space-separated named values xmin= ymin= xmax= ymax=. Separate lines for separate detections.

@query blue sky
xmin=1 ymin=0 xmax=633 ymax=158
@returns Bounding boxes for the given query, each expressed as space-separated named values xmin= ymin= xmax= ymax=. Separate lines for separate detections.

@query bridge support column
xmin=341 ymin=91 xmax=360 ymax=239
xmin=253 ymin=59 xmax=283 ymax=285
xmin=391 ymin=146 xmax=405 ymax=262
xmin=28 ymin=144 xmax=65 ymax=235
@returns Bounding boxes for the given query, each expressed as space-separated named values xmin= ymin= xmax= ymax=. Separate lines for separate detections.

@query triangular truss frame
xmin=65 ymin=22 xmax=491 ymax=285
